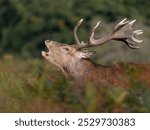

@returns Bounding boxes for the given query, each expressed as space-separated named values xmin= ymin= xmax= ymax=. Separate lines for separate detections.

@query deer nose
xmin=45 ymin=40 xmax=51 ymax=44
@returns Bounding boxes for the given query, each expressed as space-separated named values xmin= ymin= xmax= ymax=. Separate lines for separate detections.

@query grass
xmin=0 ymin=54 xmax=150 ymax=112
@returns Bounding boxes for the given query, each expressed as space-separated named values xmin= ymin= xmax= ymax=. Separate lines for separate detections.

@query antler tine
xmin=124 ymin=29 xmax=143 ymax=49
xmin=111 ymin=19 xmax=143 ymax=49
xmin=132 ymin=30 xmax=143 ymax=43
xmin=126 ymin=42 xmax=140 ymax=49
xmin=73 ymin=19 xmax=84 ymax=45
xmin=114 ymin=18 xmax=130 ymax=30
xmin=88 ymin=21 xmax=101 ymax=44
xmin=75 ymin=21 xmax=101 ymax=49
xmin=76 ymin=21 xmax=101 ymax=49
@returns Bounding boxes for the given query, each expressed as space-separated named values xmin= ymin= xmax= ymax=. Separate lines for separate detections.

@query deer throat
xmin=62 ymin=59 xmax=97 ymax=80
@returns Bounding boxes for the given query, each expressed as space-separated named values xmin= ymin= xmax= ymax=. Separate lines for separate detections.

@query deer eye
xmin=64 ymin=47 xmax=70 ymax=51
xmin=61 ymin=46 xmax=71 ymax=52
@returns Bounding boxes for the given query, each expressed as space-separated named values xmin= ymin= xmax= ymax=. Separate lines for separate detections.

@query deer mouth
xmin=41 ymin=51 xmax=49 ymax=57
xmin=41 ymin=42 xmax=51 ymax=57
xmin=41 ymin=48 xmax=50 ymax=57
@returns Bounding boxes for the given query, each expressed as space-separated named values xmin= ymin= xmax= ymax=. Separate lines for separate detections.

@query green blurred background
xmin=0 ymin=0 xmax=150 ymax=63
xmin=0 ymin=0 xmax=150 ymax=112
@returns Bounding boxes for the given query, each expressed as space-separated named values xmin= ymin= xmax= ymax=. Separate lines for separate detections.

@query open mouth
xmin=41 ymin=42 xmax=51 ymax=57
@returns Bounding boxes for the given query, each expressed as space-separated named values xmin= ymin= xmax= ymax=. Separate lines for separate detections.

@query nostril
xmin=45 ymin=40 xmax=50 ymax=44
xmin=46 ymin=53 xmax=49 ymax=56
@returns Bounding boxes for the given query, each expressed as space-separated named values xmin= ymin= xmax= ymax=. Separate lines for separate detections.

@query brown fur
xmin=42 ymin=41 xmax=150 ymax=88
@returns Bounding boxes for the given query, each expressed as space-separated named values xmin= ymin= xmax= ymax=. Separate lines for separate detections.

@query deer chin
xmin=41 ymin=50 xmax=52 ymax=57
xmin=41 ymin=51 xmax=46 ymax=57
xmin=41 ymin=47 xmax=51 ymax=57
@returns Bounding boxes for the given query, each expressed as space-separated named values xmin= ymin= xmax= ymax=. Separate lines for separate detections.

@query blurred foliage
xmin=0 ymin=56 xmax=150 ymax=112
xmin=0 ymin=0 xmax=149 ymax=57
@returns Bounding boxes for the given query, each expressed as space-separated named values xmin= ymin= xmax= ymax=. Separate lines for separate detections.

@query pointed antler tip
xmin=80 ymin=19 xmax=84 ymax=22
xmin=128 ymin=44 xmax=140 ymax=49
xmin=133 ymin=30 xmax=143 ymax=35
xmin=122 ymin=18 xmax=127 ymax=22
xmin=132 ymin=19 xmax=136 ymax=23
xmin=131 ymin=19 xmax=136 ymax=23
xmin=96 ymin=21 xmax=101 ymax=26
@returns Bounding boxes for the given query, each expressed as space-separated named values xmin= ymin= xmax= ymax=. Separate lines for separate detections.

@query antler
xmin=73 ymin=19 xmax=88 ymax=47
xmin=73 ymin=18 xmax=143 ymax=49
xmin=73 ymin=19 xmax=84 ymax=45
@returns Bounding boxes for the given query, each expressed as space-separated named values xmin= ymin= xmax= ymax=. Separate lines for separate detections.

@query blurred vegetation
xmin=0 ymin=0 xmax=150 ymax=112
xmin=0 ymin=0 xmax=149 ymax=60
xmin=0 ymin=56 xmax=150 ymax=112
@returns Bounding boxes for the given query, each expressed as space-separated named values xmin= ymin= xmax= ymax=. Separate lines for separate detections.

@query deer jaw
xmin=41 ymin=40 xmax=96 ymax=79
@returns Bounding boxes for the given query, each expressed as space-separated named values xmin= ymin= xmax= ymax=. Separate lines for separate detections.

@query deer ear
xmin=80 ymin=50 xmax=96 ymax=59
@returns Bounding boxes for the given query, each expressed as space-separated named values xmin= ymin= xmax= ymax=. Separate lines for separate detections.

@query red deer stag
xmin=42 ymin=18 xmax=150 ymax=87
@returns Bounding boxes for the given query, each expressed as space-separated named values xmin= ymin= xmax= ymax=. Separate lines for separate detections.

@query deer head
xmin=42 ymin=18 xmax=143 ymax=79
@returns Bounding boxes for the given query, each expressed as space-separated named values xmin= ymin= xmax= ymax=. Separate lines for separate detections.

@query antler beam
xmin=73 ymin=18 xmax=143 ymax=49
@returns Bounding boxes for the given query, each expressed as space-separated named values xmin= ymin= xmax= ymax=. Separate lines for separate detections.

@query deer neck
xmin=62 ymin=59 xmax=98 ymax=80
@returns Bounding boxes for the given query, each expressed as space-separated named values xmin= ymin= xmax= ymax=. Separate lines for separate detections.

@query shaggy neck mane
xmin=62 ymin=59 xmax=103 ymax=80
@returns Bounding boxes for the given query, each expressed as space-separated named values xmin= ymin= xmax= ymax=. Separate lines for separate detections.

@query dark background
xmin=0 ymin=0 xmax=149 ymax=63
